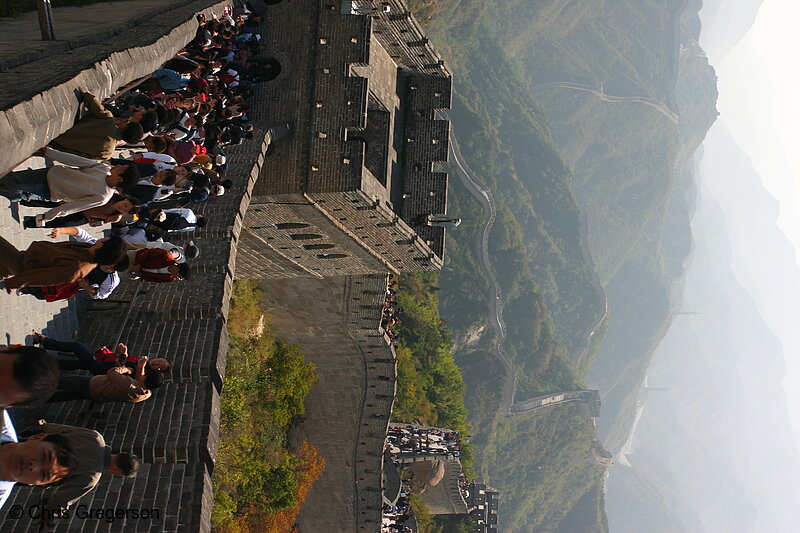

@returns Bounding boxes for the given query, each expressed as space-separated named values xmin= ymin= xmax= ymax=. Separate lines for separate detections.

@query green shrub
xmin=394 ymin=272 xmax=475 ymax=475
xmin=212 ymin=281 xmax=318 ymax=530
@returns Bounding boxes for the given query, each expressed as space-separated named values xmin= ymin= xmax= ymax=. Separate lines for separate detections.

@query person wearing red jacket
xmin=32 ymin=332 xmax=170 ymax=375
xmin=129 ymin=247 xmax=190 ymax=283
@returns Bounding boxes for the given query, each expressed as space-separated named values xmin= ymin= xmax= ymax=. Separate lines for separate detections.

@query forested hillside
xmin=407 ymin=0 xmax=720 ymax=530
xmin=409 ymin=1 xmax=611 ymax=530
xmin=438 ymin=41 xmax=608 ymax=528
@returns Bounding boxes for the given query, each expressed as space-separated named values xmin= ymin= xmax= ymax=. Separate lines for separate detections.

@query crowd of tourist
xmin=385 ymin=423 xmax=472 ymax=521
xmin=382 ymin=274 xmax=403 ymax=346
xmin=0 ymin=2 xmax=288 ymax=524
xmin=382 ymin=488 xmax=414 ymax=533
xmin=0 ymin=0 xmax=293 ymax=300
xmin=386 ymin=424 xmax=463 ymax=458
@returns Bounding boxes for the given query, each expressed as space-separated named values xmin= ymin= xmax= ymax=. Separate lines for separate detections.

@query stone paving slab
xmin=262 ymin=275 xmax=394 ymax=533
xmin=0 ymin=0 xmax=197 ymax=72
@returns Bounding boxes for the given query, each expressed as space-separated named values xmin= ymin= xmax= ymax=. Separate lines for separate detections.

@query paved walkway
xmin=0 ymin=156 xmax=103 ymax=347
xmin=0 ymin=0 xmax=187 ymax=71
xmin=263 ymin=275 xmax=392 ymax=533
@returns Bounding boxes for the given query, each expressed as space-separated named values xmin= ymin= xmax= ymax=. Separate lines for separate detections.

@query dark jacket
xmin=50 ymin=93 xmax=121 ymax=160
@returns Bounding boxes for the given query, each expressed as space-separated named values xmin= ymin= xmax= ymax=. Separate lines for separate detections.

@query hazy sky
xmin=701 ymin=0 xmax=800 ymax=450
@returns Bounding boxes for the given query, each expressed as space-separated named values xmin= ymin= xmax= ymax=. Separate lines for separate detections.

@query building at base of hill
xmin=467 ymin=483 xmax=500 ymax=533
xmin=384 ymin=422 xmax=502 ymax=531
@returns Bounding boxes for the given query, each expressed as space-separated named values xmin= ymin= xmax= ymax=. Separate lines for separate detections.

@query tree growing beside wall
xmin=393 ymin=272 xmax=474 ymax=474
xmin=212 ymin=281 xmax=323 ymax=532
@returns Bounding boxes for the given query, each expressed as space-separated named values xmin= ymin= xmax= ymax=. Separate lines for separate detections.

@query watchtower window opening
xmin=275 ymin=222 xmax=309 ymax=230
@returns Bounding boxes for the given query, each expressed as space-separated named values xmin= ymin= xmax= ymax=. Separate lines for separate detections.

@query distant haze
xmin=700 ymin=0 xmax=800 ymax=455
xmin=606 ymin=2 xmax=800 ymax=531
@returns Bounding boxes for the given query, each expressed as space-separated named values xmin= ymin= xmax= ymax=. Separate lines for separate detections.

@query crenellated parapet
xmin=350 ymin=0 xmax=451 ymax=77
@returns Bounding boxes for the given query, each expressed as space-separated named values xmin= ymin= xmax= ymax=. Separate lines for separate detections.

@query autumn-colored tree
xmin=259 ymin=441 xmax=326 ymax=533
xmin=212 ymin=282 xmax=321 ymax=532
xmin=216 ymin=441 xmax=325 ymax=533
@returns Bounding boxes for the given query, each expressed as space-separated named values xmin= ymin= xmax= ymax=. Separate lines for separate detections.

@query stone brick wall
xmin=0 ymin=0 xmax=231 ymax=175
xmin=399 ymin=74 xmax=452 ymax=258
xmin=254 ymin=0 xmax=372 ymax=195
xmin=235 ymin=188 xmax=443 ymax=278
xmin=258 ymin=274 xmax=396 ymax=532
xmin=252 ymin=0 xmax=451 ymax=265
xmin=360 ymin=104 xmax=391 ymax=185
xmin=2 ymin=461 xmax=211 ymax=533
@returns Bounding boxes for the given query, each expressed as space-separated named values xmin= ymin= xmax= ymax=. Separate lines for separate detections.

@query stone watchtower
xmin=235 ymin=0 xmax=453 ymax=279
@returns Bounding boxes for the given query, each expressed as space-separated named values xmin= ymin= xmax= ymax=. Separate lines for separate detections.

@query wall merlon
xmin=360 ymin=0 xmax=451 ymax=76
xmin=320 ymin=8 xmax=372 ymax=66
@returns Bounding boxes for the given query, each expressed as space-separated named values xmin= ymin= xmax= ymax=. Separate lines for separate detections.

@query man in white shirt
xmin=0 ymin=411 xmax=78 ymax=509
xmin=116 ymin=229 xmax=199 ymax=263
xmin=134 ymin=150 xmax=177 ymax=168
xmin=139 ymin=240 xmax=199 ymax=263
xmin=0 ymin=148 xmax=140 ymax=224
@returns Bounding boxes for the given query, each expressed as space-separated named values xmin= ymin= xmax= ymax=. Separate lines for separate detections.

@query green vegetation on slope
xmin=437 ymin=178 xmax=490 ymax=336
xmin=474 ymin=0 xmax=719 ymax=455
xmin=435 ymin=32 xmax=609 ymax=533
xmin=393 ymin=271 xmax=474 ymax=473
xmin=411 ymin=0 xmax=718 ymax=529
xmin=445 ymin=34 xmax=607 ymax=374
xmin=483 ymin=404 xmax=608 ymax=533
xmin=423 ymin=0 xmax=718 ymax=444
xmin=500 ymin=0 xmax=718 ymax=453
xmin=212 ymin=281 xmax=323 ymax=532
